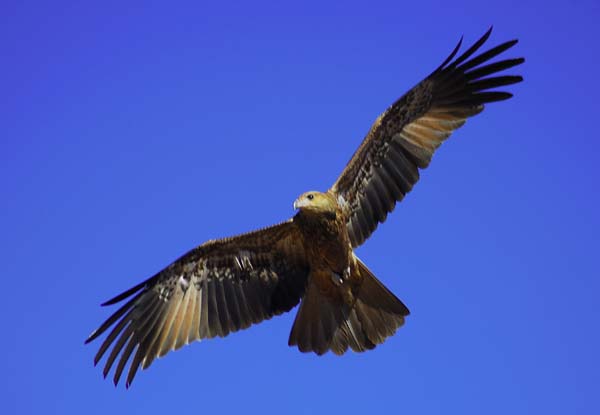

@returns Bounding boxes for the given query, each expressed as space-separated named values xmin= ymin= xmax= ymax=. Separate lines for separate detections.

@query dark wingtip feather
xmin=469 ymin=91 xmax=515 ymax=104
xmin=126 ymin=374 xmax=135 ymax=389
xmin=85 ymin=333 xmax=97 ymax=345
xmin=457 ymin=39 xmax=520 ymax=73
xmin=465 ymin=57 xmax=525 ymax=80
xmin=450 ymin=26 xmax=494 ymax=68
xmin=113 ymin=339 xmax=136 ymax=386
xmin=86 ymin=291 xmax=143 ymax=345
xmin=468 ymin=75 xmax=524 ymax=91
xmin=101 ymin=278 xmax=151 ymax=306
xmin=431 ymin=35 xmax=463 ymax=75
xmin=126 ymin=372 xmax=137 ymax=389
xmin=501 ymin=39 xmax=519 ymax=51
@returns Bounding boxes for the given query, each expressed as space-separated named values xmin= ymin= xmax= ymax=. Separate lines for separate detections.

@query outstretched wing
xmin=85 ymin=220 xmax=308 ymax=387
xmin=331 ymin=27 xmax=524 ymax=247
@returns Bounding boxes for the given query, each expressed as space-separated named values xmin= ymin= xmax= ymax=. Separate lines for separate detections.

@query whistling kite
xmin=87 ymin=27 xmax=524 ymax=387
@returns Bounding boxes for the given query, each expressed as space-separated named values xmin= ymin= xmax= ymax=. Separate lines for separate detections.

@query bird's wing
xmin=85 ymin=220 xmax=308 ymax=387
xmin=330 ymin=28 xmax=524 ymax=247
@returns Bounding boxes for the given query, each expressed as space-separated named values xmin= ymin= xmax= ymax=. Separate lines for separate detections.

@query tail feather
xmin=329 ymin=306 xmax=376 ymax=355
xmin=354 ymin=258 xmax=409 ymax=344
xmin=288 ymin=258 xmax=409 ymax=355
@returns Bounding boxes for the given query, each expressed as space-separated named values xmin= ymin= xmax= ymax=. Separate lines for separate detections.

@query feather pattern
xmin=87 ymin=27 xmax=523 ymax=388
xmin=331 ymin=27 xmax=524 ymax=247
xmin=85 ymin=220 xmax=309 ymax=387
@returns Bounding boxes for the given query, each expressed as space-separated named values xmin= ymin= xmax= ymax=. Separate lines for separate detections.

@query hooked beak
xmin=293 ymin=198 xmax=307 ymax=210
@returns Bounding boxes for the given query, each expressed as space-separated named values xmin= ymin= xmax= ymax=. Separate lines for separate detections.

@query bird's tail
xmin=288 ymin=258 xmax=409 ymax=355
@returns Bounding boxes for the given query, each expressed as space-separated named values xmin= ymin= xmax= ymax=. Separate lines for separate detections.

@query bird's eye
xmin=307 ymin=194 xmax=314 ymax=200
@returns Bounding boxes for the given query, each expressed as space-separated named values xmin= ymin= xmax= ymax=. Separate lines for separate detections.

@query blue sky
xmin=2 ymin=1 xmax=599 ymax=413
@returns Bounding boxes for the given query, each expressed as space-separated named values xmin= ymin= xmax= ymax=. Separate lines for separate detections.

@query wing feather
xmin=114 ymin=334 xmax=136 ymax=385
xmin=176 ymin=285 xmax=196 ymax=349
xmin=207 ymin=278 xmax=223 ymax=337
xmin=85 ymin=220 xmax=309 ymax=387
xmin=331 ymin=28 xmax=524 ymax=246
xmin=173 ymin=284 xmax=196 ymax=350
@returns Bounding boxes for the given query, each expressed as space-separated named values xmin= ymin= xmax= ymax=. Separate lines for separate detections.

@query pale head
xmin=293 ymin=191 xmax=337 ymax=214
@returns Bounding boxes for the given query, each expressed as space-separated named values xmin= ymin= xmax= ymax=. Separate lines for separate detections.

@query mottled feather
xmin=331 ymin=27 xmax=524 ymax=247
xmin=87 ymin=28 xmax=523 ymax=387
xmin=85 ymin=220 xmax=309 ymax=387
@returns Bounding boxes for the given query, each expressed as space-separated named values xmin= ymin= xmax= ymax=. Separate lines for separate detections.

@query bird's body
xmin=287 ymin=191 xmax=409 ymax=355
xmin=87 ymin=28 xmax=524 ymax=387
xmin=294 ymin=191 xmax=354 ymax=295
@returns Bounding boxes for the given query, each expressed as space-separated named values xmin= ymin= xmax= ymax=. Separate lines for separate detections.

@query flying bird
xmin=86 ymin=27 xmax=524 ymax=387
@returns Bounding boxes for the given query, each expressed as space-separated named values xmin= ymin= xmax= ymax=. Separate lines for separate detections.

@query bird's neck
xmin=295 ymin=210 xmax=338 ymax=235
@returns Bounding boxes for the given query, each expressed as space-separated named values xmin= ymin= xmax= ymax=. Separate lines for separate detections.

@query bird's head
xmin=293 ymin=191 xmax=337 ymax=215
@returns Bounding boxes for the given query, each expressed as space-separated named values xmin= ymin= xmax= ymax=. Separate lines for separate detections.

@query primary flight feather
xmin=86 ymin=27 xmax=524 ymax=387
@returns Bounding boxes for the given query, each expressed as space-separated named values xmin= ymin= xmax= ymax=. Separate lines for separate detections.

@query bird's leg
xmin=330 ymin=271 xmax=343 ymax=286
xmin=330 ymin=266 xmax=351 ymax=286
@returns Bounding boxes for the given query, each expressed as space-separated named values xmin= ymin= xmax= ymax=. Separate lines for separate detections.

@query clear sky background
xmin=2 ymin=1 xmax=599 ymax=414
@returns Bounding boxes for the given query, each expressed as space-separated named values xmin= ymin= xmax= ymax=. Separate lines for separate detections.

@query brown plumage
xmin=86 ymin=27 xmax=524 ymax=387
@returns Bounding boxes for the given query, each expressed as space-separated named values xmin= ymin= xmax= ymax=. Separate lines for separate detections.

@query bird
xmin=86 ymin=27 xmax=524 ymax=388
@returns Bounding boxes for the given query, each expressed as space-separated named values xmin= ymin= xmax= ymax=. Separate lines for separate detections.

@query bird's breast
xmin=295 ymin=211 xmax=360 ymax=303
xmin=296 ymin=213 xmax=350 ymax=269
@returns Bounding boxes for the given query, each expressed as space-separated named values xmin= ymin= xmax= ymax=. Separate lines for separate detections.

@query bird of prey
xmin=86 ymin=27 xmax=524 ymax=387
